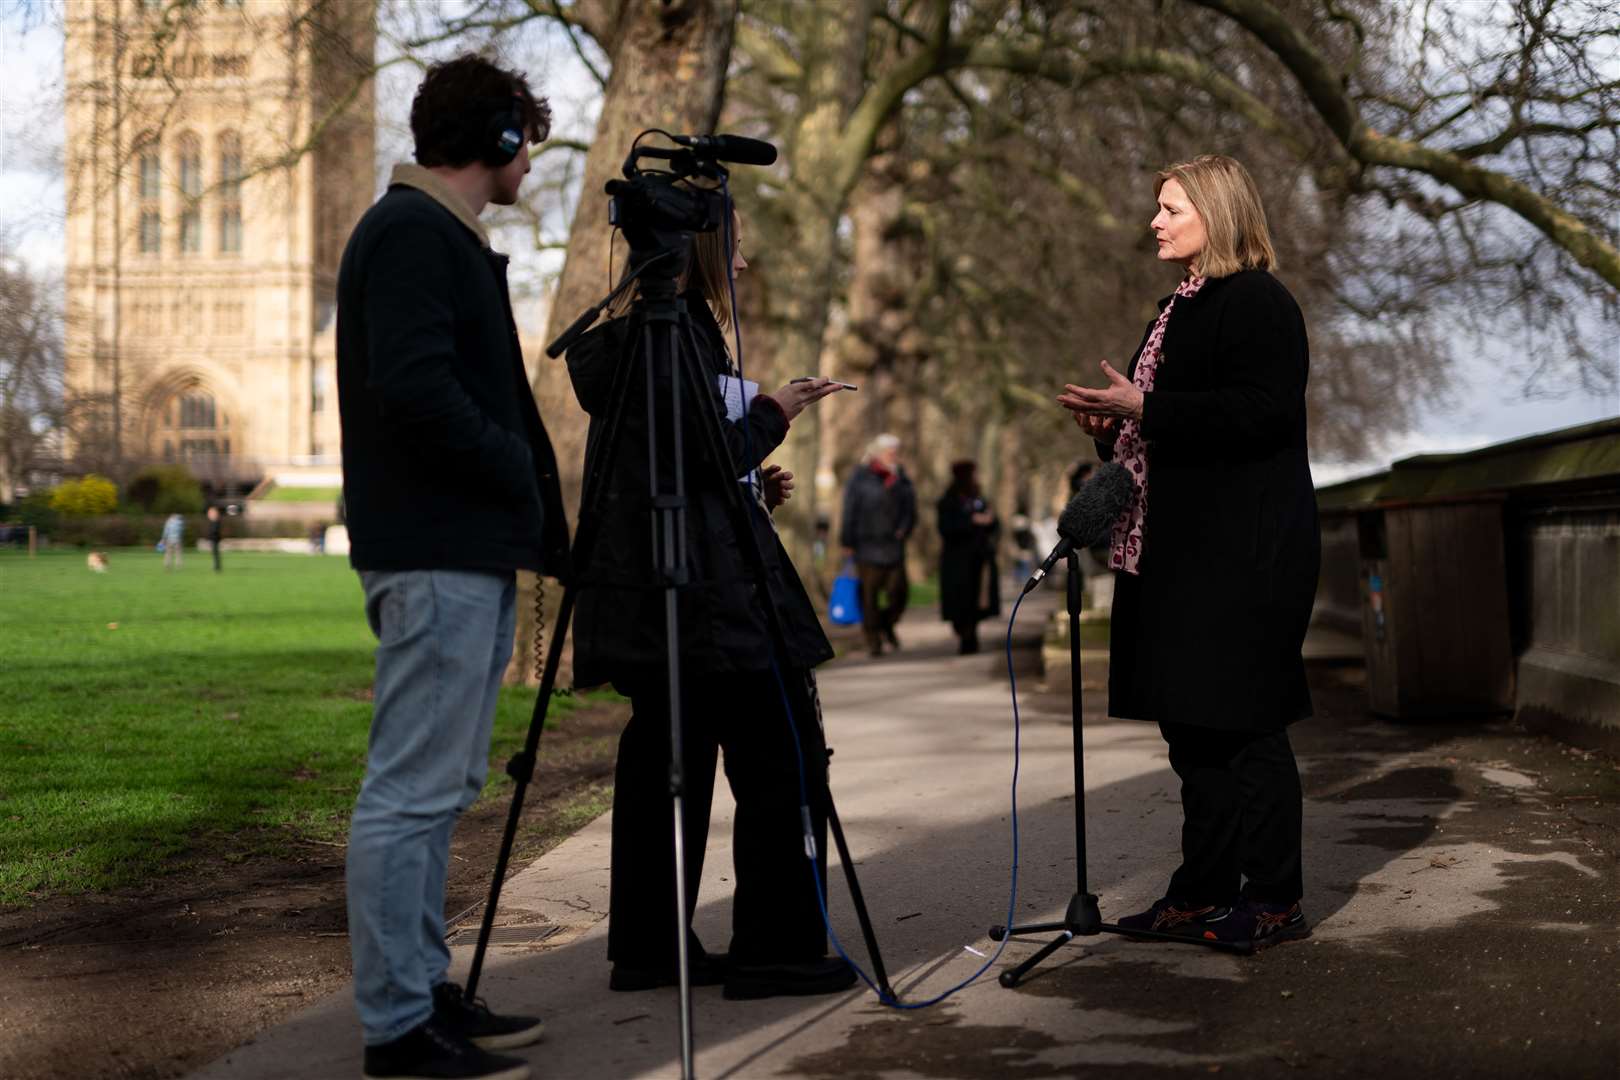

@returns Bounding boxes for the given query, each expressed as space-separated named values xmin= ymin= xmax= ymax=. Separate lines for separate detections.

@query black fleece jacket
xmin=335 ymin=184 xmax=569 ymax=577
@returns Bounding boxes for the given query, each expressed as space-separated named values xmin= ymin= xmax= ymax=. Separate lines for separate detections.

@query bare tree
xmin=0 ymin=251 xmax=65 ymax=504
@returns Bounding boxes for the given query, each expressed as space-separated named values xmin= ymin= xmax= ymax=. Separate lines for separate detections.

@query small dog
xmin=87 ymin=551 xmax=109 ymax=573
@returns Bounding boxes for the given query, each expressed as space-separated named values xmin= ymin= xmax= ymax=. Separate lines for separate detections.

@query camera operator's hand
xmin=762 ymin=464 xmax=794 ymax=509
xmin=767 ymin=377 xmax=844 ymax=421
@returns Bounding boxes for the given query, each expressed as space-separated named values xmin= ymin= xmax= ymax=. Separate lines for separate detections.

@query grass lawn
xmin=0 ymin=549 xmax=591 ymax=908
xmin=259 ymin=485 xmax=342 ymax=503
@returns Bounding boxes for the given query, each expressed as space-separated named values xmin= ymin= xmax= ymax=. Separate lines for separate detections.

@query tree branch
xmin=1187 ymin=0 xmax=1620 ymax=290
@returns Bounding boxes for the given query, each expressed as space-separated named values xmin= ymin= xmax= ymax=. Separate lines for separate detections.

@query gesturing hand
xmin=767 ymin=377 xmax=845 ymax=421
xmin=762 ymin=464 xmax=794 ymax=509
xmin=1074 ymin=413 xmax=1118 ymax=442
xmin=1056 ymin=361 xmax=1144 ymax=422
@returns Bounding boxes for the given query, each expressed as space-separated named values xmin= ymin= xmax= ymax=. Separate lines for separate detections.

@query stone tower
xmin=63 ymin=0 xmax=374 ymax=490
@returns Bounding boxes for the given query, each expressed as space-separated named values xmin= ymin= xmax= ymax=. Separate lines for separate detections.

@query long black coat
xmin=937 ymin=490 xmax=1001 ymax=623
xmin=1104 ymin=269 xmax=1320 ymax=732
xmin=564 ymin=297 xmax=834 ymax=689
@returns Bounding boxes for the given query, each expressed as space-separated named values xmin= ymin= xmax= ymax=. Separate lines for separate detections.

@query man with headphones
xmin=335 ymin=55 xmax=568 ymax=1080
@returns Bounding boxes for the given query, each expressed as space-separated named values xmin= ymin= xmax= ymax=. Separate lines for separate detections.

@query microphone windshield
xmin=1057 ymin=461 xmax=1134 ymax=549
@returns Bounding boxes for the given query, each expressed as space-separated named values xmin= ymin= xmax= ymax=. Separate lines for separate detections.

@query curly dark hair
xmin=409 ymin=53 xmax=552 ymax=169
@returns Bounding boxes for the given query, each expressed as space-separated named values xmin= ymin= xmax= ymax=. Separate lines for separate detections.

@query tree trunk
xmin=509 ymin=0 xmax=739 ymax=687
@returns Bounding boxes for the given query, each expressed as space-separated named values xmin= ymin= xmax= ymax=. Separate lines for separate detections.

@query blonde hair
xmin=862 ymin=433 xmax=900 ymax=464
xmin=1155 ymin=155 xmax=1276 ymax=278
xmin=606 ymin=207 xmax=738 ymax=330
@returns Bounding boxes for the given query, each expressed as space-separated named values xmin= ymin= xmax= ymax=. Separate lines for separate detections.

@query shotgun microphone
xmin=670 ymin=133 xmax=778 ymax=166
xmin=1023 ymin=461 xmax=1134 ymax=595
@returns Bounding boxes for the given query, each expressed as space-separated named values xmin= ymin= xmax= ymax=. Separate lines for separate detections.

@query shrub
xmin=50 ymin=475 xmax=119 ymax=517
xmin=125 ymin=465 xmax=205 ymax=514
xmin=13 ymin=491 xmax=57 ymax=532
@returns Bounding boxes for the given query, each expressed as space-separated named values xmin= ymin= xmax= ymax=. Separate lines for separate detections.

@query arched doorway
xmin=148 ymin=381 xmax=234 ymax=465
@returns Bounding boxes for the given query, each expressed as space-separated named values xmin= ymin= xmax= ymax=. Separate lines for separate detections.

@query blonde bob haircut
xmin=1155 ymin=155 xmax=1277 ymax=279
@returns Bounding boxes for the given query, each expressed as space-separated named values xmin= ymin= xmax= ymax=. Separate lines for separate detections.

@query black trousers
xmin=608 ymin=667 xmax=830 ymax=969
xmin=1160 ymin=722 xmax=1304 ymax=907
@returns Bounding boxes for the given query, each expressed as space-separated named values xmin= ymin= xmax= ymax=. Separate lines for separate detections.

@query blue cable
xmin=716 ymin=182 xmax=1028 ymax=1007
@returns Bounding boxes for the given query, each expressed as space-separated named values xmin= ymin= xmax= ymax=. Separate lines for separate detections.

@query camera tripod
xmin=988 ymin=551 xmax=1250 ymax=988
xmin=461 ymin=236 xmax=892 ymax=1079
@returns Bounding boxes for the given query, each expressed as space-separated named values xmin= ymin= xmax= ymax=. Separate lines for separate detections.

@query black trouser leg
xmin=719 ymin=669 xmax=830 ymax=965
xmin=1160 ymin=722 xmax=1303 ymax=907
xmin=211 ymin=539 xmax=221 ymax=572
xmin=1162 ymin=723 xmax=1244 ymax=906
xmin=1237 ymin=729 xmax=1304 ymax=904
xmin=606 ymin=681 xmax=720 ymax=969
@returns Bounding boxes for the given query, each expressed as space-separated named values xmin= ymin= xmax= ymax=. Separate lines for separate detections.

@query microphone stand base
xmin=988 ymin=892 xmax=1252 ymax=987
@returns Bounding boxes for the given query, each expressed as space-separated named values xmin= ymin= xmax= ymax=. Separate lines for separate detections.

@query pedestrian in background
xmin=206 ymin=506 xmax=223 ymax=573
xmin=936 ymin=460 xmax=1001 ymax=655
xmin=839 ymin=433 xmax=916 ymax=657
xmin=161 ymin=513 xmax=184 ymax=571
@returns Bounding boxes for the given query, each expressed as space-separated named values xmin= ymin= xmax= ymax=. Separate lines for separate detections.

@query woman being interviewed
xmin=1057 ymin=155 xmax=1320 ymax=949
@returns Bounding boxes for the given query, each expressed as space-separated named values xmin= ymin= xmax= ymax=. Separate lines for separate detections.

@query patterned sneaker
xmin=1243 ymin=899 xmax=1311 ymax=949
xmin=1115 ymin=897 xmax=1227 ymax=937
xmin=432 ymin=982 xmax=544 ymax=1051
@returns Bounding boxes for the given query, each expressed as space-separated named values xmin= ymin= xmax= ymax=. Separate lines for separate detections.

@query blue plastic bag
xmin=828 ymin=561 xmax=863 ymax=626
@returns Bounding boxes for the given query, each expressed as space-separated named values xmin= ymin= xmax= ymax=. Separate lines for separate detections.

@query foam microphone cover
xmin=1058 ymin=461 xmax=1135 ymax=548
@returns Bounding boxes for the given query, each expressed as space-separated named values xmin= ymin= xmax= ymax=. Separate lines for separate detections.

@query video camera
xmin=546 ymin=131 xmax=777 ymax=358
xmin=605 ymin=133 xmax=777 ymax=257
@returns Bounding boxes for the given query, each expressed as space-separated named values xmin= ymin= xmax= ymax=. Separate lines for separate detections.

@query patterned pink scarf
xmin=1108 ymin=274 xmax=1206 ymax=575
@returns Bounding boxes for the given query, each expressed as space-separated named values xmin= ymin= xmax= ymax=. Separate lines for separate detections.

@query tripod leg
xmin=465 ymin=587 xmax=576 ymax=999
xmin=824 ymin=787 xmax=892 ymax=999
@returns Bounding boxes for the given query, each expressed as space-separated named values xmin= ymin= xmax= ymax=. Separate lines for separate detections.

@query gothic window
xmin=139 ymin=150 xmax=161 ymax=200
xmin=136 ymin=134 xmax=161 ymax=255
xmin=153 ymin=385 xmax=233 ymax=464
xmin=177 ymin=133 xmax=202 ymax=255
xmin=140 ymin=212 xmax=162 ymax=255
xmin=218 ymin=132 xmax=243 ymax=255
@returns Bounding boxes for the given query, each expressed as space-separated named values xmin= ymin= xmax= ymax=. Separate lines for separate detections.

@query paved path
xmin=193 ymin=577 xmax=1619 ymax=1079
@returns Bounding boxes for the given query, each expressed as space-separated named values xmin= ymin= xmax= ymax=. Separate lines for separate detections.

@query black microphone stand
xmin=989 ymin=551 xmax=1250 ymax=987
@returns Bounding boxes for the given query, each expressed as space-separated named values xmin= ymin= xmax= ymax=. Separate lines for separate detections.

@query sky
xmin=1 ymin=5 xmax=1614 ymax=487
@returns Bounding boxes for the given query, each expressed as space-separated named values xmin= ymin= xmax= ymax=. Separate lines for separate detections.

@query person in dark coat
xmin=335 ymin=56 xmax=568 ymax=1080
xmin=936 ymin=460 xmax=1001 ymax=655
xmin=1057 ymin=154 xmax=1320 ymax=951
xmin=839 ymin=434 xmax=917 ymax=656
xmin=565 ymin=206 xmax=856 ymax=1001
xmin=206 ymin=505 xmax=223 ymax=572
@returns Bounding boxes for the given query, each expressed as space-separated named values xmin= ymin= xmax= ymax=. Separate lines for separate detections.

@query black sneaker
xmin=362 ymin=1017 xmax=529 ymax=1080
xmin=609 ymin=951 xmax=729 ymax=992
xmin=883 ymin=627 xmax=901 ymax=650
xmin=1241 ymin=899 xmax=1311 ymax=949
xmin=431 ymin=983 xmax=543 ymax=1051
xmin=722 ymin=956 xmax=858 ymax=1000
xmin=1115 ymin=897 xmax=1223 ymax=938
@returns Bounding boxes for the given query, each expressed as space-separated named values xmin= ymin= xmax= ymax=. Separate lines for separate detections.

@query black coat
xmin=564 ymin=298 xmax=834 ymax=688
xmin=937 ymin=490 xmax=1001 ymax=623
xmin=1105 ymin=270 xmax=1320 ymax=732
xmin=335 ymin=185 xmax=570 ymax=576
xmin=839 ymin=467 xmax=916 ymax=567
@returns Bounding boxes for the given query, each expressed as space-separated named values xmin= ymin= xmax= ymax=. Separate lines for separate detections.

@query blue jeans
xmin=347 ymin=569 xmax=516 ymax=1045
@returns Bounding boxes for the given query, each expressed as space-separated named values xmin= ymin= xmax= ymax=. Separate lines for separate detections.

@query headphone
xmin=480 ymin=98 xmax=526 ymax=167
